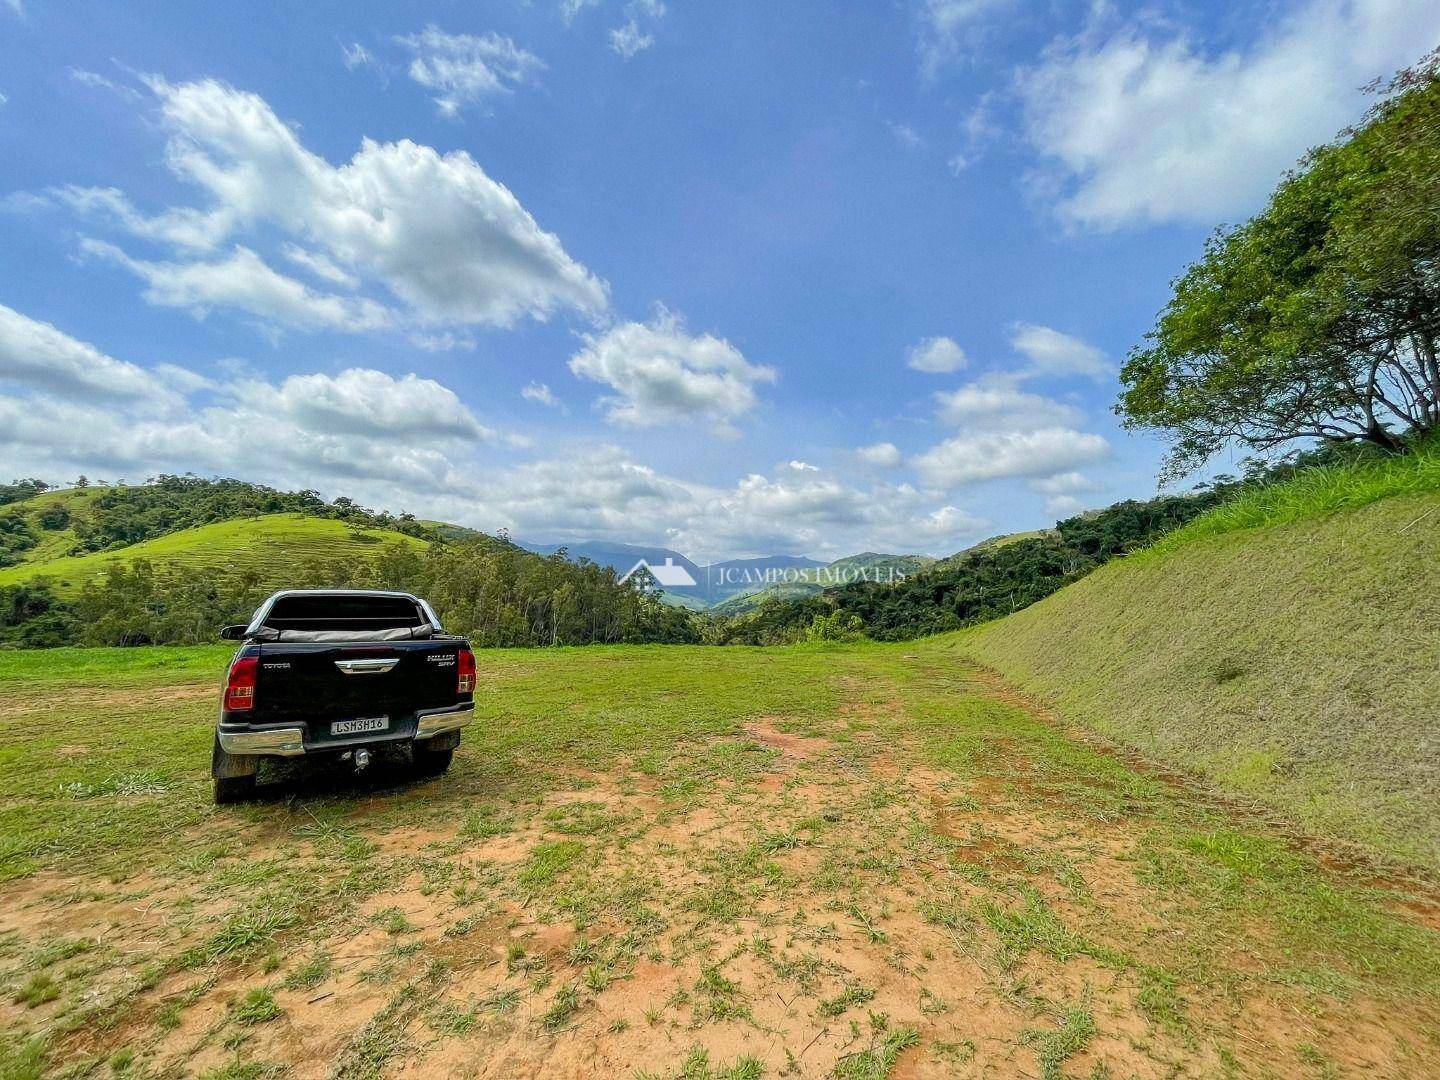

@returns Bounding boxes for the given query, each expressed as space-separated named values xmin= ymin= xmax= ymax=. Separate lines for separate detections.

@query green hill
xmin=0 ymin=513 xmax=428 ymax=595
xmin=951 ymin=448 xmax=1440 ymax=872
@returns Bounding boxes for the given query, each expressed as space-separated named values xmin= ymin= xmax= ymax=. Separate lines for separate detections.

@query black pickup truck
xmin=211 ymin=589 xmax=475 ymax=803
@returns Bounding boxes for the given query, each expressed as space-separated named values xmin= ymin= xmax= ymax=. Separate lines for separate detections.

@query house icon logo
xmin=619 ymin=557 xmax=697 ymax=588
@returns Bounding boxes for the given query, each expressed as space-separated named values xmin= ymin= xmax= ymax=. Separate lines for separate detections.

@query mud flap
xmin=212 ymin=733 xmax=259 ymax=778
xmin=416 ymin=729 xmax=461 ymax=752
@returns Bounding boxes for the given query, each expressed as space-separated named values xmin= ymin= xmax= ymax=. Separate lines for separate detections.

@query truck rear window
xmin=262 ymin=594 xmax=425 ymax=632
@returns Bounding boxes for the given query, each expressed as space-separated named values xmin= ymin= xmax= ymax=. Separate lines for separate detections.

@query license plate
xmin=331 ymin=716 xmax=388 ymax=736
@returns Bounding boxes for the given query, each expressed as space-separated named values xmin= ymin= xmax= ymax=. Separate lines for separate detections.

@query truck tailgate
xmin=254 ymin=640 xmax=461 ymax=734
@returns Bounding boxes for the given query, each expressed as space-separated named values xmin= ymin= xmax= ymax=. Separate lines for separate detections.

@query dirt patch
xmin=743 ymin=717 xmax=827 ymax=761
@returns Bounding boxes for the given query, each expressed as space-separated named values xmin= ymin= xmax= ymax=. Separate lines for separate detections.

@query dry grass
xmin=958 ymin=489 xmax=1440 ymax=872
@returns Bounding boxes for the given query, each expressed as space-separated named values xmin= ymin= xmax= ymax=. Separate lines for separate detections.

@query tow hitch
xmin=340 ymin=748 xmax=372 ymax=773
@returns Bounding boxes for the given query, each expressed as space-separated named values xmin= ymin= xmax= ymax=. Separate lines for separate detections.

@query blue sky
xmin=1 ymin=0 xmax=1434 ymax=560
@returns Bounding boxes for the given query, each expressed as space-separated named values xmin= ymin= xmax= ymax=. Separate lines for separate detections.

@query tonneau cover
xmin=252 ymin=625 xmax=435 ymax=643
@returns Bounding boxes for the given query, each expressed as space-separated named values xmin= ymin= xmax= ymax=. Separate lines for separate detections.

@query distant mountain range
xmin=516 ymin=539 xmax=931 ymax=610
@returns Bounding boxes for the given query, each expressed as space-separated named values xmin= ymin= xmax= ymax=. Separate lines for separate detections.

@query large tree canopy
xmin=1119 ymin=53 xmax=1440 ymax=479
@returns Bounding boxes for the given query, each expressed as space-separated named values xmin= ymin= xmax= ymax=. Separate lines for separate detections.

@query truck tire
xmin=413 ymin=745 xmax=454 ymax=777
xmin=213 ymin=774 xmax=257 ymax=804
xmin=212 ymin=734 xmax=257 ymax=804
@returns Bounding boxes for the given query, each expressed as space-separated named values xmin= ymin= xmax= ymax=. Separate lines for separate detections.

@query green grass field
xmin=1 ymin=638 xmax=1437 ymax=1078
xmin=0 ymin=514 xmax=427 ymax=595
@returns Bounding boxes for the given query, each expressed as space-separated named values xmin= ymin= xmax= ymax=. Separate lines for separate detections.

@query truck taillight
xmin=457 ymin=648 xmax=476 ymax=694
xmin=224 ymin=656 xmax=258 ymax=711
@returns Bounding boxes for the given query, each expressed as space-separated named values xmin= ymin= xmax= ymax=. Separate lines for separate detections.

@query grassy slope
xmin=0 ymin=513 xmax=427 ymax=595
xmin=955 ymin=449 xmax=1440 ymax=872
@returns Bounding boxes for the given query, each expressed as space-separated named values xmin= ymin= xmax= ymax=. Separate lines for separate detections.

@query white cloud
xmin=522 ymin=381 xmax=560 ymax=406
xmin=0 ymin=317 xmax=516 ymax=500
xmin=1030 ymin=470 xmax=1096 ymax=495
xmin=856 ymin=441 xmax=902 ymax=467
xmin=610 ymin=20 xmax=654 ymax=58
xmin=1018 ymin=0 xmax=1440 ymax=228
xmin=1010 ymin=323 xmax=1108 ymax=382
xmin=69 ymin=68 xmax=142 ymax=102
xmin=410 ymin=331 xmax=476 ymax=352
xmin=569 ymin=308 xmax=777 ymax=431
xmin=282 ymin=244 xmax=359 ymax=289
xmin=82 ymin=240 xmax=393 ymax=332
xmin=934 ymin=374 xmax=1083 ymax=430
xmin=906 ymin=335 xmax=967 ymax=374
xmin=912 ymin=427 xmax=1111 ymax=488
xmin=341 ymin=42 xmax=379 ymax=72
xmin=1030 ymin=471 xmax=1099 ymax=517
xmin=396 ymin=26 xmax=544 ymax=117
xmin=60 ymin=77 xmax=608 ymax=332
xmin=888 ymin=121 xmax=924 ymax=149
xmin=240 ymin=368 xmax=491 ymax=441
xmin=560 ymin=0 xmax=600 ymax=25
xmin=917 ymin=0 xmax=1013 ymax=77
xmin=610 ymin=0 xmax=665 ymax=59
xmin=0 ymin=303 xmax=173 ymax=404
xmin=54 ymin=186 xmax=230 ymax=251
xmin=0 ymin=313 xmax=989 ymax=561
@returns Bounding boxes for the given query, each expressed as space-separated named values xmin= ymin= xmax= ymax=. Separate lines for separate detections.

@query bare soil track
xmin=1 ymin=646 xmax=1438 ymax=1078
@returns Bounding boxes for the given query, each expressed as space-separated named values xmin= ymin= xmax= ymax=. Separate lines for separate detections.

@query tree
xmin=1119 ymin=54 xmax=1440 ymax=480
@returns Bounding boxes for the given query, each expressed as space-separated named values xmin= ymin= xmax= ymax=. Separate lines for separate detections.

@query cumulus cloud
xmin=856 ymin=442 xmax=902 ymax=467
xmin=0 ymin=303 xmax=173 ymax=404
xmin=1010 ymin=323 xmax=1108 ymax=382
xmin=82 ymin=240 xmax=393 ymax=333
xmin=0 ymin=312 xmax=516 ymax=500
xmin=1030 ymin=470 xmax=1099 ymax=517
xmin=912 ymin=427 xmax=1111 ymax=488
xmin=240 ymin=368 xmax=491 ymax=441
xmin=281 ymin=244 xmax=359 ymax=289
xmin=396 ymin=26 xmax=544 ymax=116
xmin=916 ymin=361 xmax=1110 ymax=490
xmin=0 ymin=311 xmax=986 ymax=561
xmin=59 ymin=77 xmax=608 ymax=331
xmin=1029 ymin=470 xmax=1096 ymax=496
xmin=906 ymin=335 xmax=967 ymax=374
xmin=569 ymin=308 xmax=776 ymax=431
xmin=1018 ymin=0 xmax=1440 ymax=228
xmin=933 ymin=374 xmax=1083 ymax=430
xmin=1043 ymin=494 xmax=1085 ymax=516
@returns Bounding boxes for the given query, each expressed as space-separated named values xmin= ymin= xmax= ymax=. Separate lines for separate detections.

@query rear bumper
xmin=218 ymin=702 xmax=473 ymax=757
xmin=218 ymin=726 xmax=307 ymax=756
xmin=415 ymin=701 xmax=474 ymax=739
